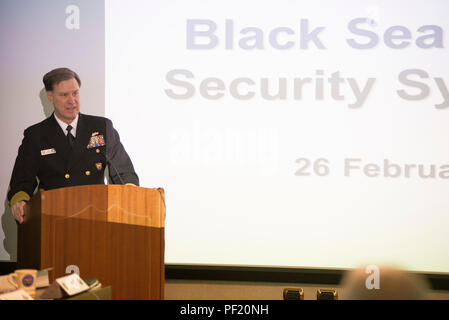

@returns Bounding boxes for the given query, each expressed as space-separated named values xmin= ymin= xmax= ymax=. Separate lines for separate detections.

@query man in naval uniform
xmin=8 ymin=67 xmax=139 ymax=223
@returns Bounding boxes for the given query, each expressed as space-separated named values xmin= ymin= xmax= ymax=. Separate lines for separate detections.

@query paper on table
xmin=0 ymin=289 xmax=34 ymax=300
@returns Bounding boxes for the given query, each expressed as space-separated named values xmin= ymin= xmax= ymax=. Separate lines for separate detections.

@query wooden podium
xmin=17 ymin=185 xmax=165 ymax=300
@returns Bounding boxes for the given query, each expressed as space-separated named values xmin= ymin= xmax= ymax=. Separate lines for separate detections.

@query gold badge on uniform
xmin=95 ymin=162 xmax=103 ymax=171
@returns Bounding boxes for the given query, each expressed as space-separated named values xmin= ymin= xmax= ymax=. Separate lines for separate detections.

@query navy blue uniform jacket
xmin=8 ymin=113 xmax=139 ymax=201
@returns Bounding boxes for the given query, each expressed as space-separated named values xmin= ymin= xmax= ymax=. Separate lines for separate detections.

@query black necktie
xmin=67 ymin=125 xmax=75 ymax=148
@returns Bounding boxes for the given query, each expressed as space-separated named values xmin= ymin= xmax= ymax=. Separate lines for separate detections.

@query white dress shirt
xmin=54 ymin=113 xmax=79 ymax=138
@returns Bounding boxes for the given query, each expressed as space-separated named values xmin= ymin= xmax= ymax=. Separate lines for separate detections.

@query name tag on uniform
xmin=41 ymin=148 xmax=56 ymax=156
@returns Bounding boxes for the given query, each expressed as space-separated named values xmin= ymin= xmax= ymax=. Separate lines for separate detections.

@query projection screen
xmin=105 ymin=0 xmax=449 ymax=273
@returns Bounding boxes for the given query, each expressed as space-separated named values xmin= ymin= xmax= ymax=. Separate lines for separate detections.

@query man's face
xmin=47 ymin=78 xmax=80 ymax=124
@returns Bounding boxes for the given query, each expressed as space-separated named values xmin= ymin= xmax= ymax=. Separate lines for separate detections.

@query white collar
xmin=54 ymin=113 xmax=79 ymax=137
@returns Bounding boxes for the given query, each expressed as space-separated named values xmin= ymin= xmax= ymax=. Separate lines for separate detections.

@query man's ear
xmin=46 ymin=91 xmax=53 ymax=104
